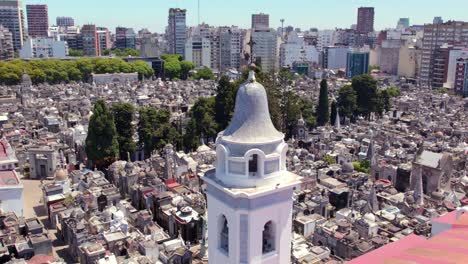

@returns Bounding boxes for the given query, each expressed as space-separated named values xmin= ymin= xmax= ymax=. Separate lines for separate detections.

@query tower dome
xmin=214 ymin=67 xmax=289 ymax=188
xmin=221 ymin=70 xmax=283 ymax=144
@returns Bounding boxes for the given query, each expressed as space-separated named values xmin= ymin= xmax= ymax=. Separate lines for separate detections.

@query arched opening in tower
xmin=249 ymin=154 xmax=258 ymax=175
xmin=220 ymin=215 xmax=229 ymax=254
xmin=262 ymin=221 xmax=275 ymax=254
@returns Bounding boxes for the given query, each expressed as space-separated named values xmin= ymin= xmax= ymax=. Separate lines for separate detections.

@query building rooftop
xmin=349 ymin=212 xmax=468 ymax=264
xmin=0 ymin=170 xmax=20 ymax=186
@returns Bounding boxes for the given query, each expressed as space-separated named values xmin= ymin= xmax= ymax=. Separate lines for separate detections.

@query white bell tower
xmin=203 ymin=66 xmax=301 ymax=264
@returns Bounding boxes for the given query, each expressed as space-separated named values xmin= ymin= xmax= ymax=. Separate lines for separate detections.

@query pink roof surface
xmin=432 ymin=210 xmax=458 ymax=225
xmin=0 ymin=140 xmax=7 ymax=158
xmin=349 ymin=213 xmax=468 ymax=264
xmin=0 ymin=170 xmax=20 ymax=186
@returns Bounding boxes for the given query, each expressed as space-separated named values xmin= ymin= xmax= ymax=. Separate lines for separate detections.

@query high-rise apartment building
xmin=167 ymin=8 xmax=186 ymax=57
xmin=185 ymin=36 xmax=211 ymax=68
xmin=26 ymin=4 xmax=48 ymax=38
xmin=346 ymin=48 xmax=370 ymax=78
xmin=420 ymin=21 xmax=468 ymax=88
xmin=357 ymin=7 xmax=375 ymax=34
xmin=81 ymin=24 xmax=99 ymax=56
xmin=454 ymin=58 xmax=468 ymax=97
xmin=252 ymin=13 xmax=269 ymax=29
xmin=0 ymin=25 xmax=14 ymax=60
xmin=322 ymin=46 xmax=349 ymax=70
xmin=115 ymin=26 xmax=136 ymax=50
xmin=251 ymin=28 xmax=278 ymax=72
xmin=219 ymin=27 xmax=243 ymax=71
xmin=0 ymin=0 xmax=25 ymax=51
xmin=56 ymin=16 xmax=74 ymax=28
xmin=96 ymin=27 xmax=110 ymax=52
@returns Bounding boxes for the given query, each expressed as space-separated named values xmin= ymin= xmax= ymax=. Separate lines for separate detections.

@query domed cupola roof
xmin=222 ymin=67 xmax=283 ymax=144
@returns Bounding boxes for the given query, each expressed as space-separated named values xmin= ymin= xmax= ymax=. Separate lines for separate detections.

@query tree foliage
xmin=330 ymin=100 xmax=337 ymax=125
xmin=68 ymin=49 xmax=84 ymax=57
xmin=180 ymin=60 xmax=195 ymax=80
xmin=161 ymin=54 xmax=194 ymax=80
xmin=112 ymin=103 xmax=136 ymax=161
xmin=352 ymin=74 xmax=380 ymax=118
xmin=138 ymin=107 xmax=181 ymax=158
xmin=316 ymin=79 xmax=330 ymax=126
xmin=183 ymin=97 xmax=217 ymax=151
xmin=337 ymin=85 xmax=357 ymax=120
xmin=323 ymin=155 xmax=336 ymax=165
xmin=103 ymin=48 xmax=141 ymax=57
xmin=215 ymin=75 xmax=236 ymax=131
xmin=85 ymin=99 xmax=119 ymax=168
xmin=0 ymin=58 xmax=154 ymax=85
xmin=193 ymin=67 xmax=214 ymax=80
xmin=353 ymin=160 xmax=371 ymax=173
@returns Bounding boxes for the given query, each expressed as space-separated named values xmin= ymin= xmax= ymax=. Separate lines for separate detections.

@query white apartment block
xmin=185 ymin=36 xmax=211 ymax=68
xmin=19 ymin=37 xmax=68 ymax=58
xmin=280 ymin=32 xmax=319 ymax=67
xmin=252 ymin=29 xmax=278 ymax=72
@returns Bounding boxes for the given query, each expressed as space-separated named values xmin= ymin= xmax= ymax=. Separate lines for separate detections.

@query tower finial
xmin=248 ymin=63 xmax=257 ymax=82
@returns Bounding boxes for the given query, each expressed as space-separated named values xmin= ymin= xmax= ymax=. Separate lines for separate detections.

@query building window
xmin=249 ymin=154 xmax=258 ymax=174
xmin=220 ymin=215 xmax=229 ymax=254
xmin=262 ymin=221 xmax=275 ymax=254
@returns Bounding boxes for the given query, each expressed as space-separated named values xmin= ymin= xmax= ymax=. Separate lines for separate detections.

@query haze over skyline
xmin=23 ymin=0 xmax=468 ymax=32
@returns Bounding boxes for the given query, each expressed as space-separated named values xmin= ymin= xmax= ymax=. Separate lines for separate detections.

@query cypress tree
xmin=330 ymin=101 xmax=337 ymax=125
xmin=316 ymin=79 xmax=330 ymax=126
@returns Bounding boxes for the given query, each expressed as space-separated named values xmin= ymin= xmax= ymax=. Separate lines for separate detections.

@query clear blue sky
xmin=24 ymin=0 xmax=468 ymax=33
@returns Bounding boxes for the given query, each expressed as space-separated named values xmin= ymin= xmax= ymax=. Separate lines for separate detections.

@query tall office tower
xmin=56 ymin=16 xmax=74 ymax=28
xmin=204 ymin=67 xmax=301 ymax=264
xmin=0 ymin=0 xmax=25 ymax=51
xmin=185 ymin=36 xmax=211 ymax=68
xmin=219 ymin=27 xmax=243 ymax=71
xmin=81 ymin=24 xmax=99 ymax=56
xmin=0 ymin=25 xmax=14 ymax=60
xmin=397 ymin=18 xmax=410 ymax=29
xmin=356 ymin=7 xmax=375 ymax=34
xmin=26 ymin=4 xmax=48 ymax=38
xmin=252 ymin=28 xmax=278 ymax=72
xmin=420 ymin=21 xmax=468 ymax=88
xmin=96 ymin=27 xmax=111 ymax=52
xmin=346 ymin=48 xmax=370 ymax=78
xmin=252 ymin=13 xmax=269 ymax=29
xmin=167 ymin=8 xmax=186 ymax=57
xmin=115 ymin=27 xmax=136 ymax=50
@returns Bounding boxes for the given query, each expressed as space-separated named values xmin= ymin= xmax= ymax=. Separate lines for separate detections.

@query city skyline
xmin=23 ymin=0 xmax=468 ymax=32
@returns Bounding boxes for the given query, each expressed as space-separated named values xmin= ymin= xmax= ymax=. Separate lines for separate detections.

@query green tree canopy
xmin=68 ymin=49 xmax=84 ymax=57
xmin=352 ymin=74 xmax=380 ymax=118
xmin=138 ymin=107 xmax=181 ymax=157
xmin=215 ymin=75 xmax=236 ymax=131
xmin=112 ymin=103 xmax=136 ymax=161
xmin=193 ymin=66 xmax=214 ymax=80
xmin=183 ymin=97 xmax=217 ymax=151
xmin=337 ymin=85 xmax=357 ymax=119
xmin=85 ymin=99 xmax=119 ymax=168
xmin=180 ymin=60 xmax=195 ymax=80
